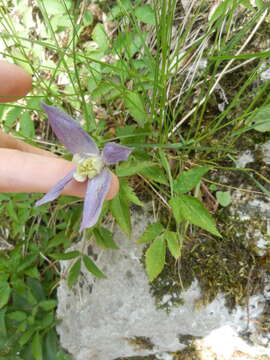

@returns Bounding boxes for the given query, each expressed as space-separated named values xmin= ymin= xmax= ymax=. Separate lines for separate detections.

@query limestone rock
xmin=56 ymin=207 xmax=269 ymax=360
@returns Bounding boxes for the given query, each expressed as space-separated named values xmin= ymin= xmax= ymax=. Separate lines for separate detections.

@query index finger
xmin=0 ymin=60 xmax=32 ymax=102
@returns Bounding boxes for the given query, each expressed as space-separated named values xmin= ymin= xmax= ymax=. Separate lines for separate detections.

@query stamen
xmin=73 ymin=155 xmax=103 ymax=182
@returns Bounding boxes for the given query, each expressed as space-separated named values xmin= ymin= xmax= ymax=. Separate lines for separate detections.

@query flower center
xmin=73 ymin=154 xmax=103 ymax=182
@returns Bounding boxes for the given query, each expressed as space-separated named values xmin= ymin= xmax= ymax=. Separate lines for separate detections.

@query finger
xmin=0 ymin=149 xmax=119 ymax=200
xmin=0 ymin=130 xmax=57 ymax=157
xmin=0 ymin=60 xmax=32 ymax=102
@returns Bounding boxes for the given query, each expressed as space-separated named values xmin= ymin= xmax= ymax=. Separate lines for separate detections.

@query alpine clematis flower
xmin=36 ymin=103 xmax=132 ymax=231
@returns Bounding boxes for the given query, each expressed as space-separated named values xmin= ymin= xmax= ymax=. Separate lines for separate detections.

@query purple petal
xmin=41 ymin=103 xmax=99 ymax=155
xmin=102 ymin=142 xmax=132 ymax=165
xmin=80 ymin=168 xmax=111 ymax=231
xmin=35 ymin=169 xmax=75 ymax=206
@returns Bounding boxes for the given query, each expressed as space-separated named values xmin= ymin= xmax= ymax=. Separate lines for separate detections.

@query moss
xmin=172 ymin=344 xmax=199 ymax=360
xmin=123 ymin=337 xmax=154 ymax=351
xmin=149 ymin=198 xmax=270 ymax=311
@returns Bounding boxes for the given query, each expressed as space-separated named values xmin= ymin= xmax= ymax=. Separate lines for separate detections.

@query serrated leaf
xmin=3 ymin=106 xmax=22 ymax=131
xmin=110 ymin=188 xmax=131 ymax=235
xmin=169 ymin=195 xmax=221 ymax=237
xmin=173 ymin=166 xmax=212 ymax=194
xmin=164 ymin=231 xmax=181 ymax=259
xmin=92 ymin=82 xmax=121 ymax=102
xmin=92 ymin=23 xmax=109 ymax=51
xmin=134 ymin=5 xmax=155 ymax=25
xmin=246 ymin=105 xmax=270 ymax=132
xmin=20 ymin=112 xmax=35 ymax=138
xmin=169 ymin=197 xmax=185 ymax=224
xmin=121 ymin=179 xmax=143 ymax=206
xmin=116 ymin=160 xmax=155 ymax=177
xmin=83 ymin=255 xmax=106 ymax=278
xmin=137 ymin=223 xmax=164 ymax=244
xmin=68 ymin=259 xmax=81 ymax=287
xmin=216 ymin=191 xmax=231 ymax=207
xmin=124 ymin=91 xmax=146 ymax=126
xmin=32 ymin=332 xmax=43 ymax=360
xmin=0 ymin=282 xmax=10 ymax=309
xmin=93 ymin=227 xmax=118 ymax=249
xmin=145 ymin=236 xmax=166 ymax=282
xmin=50 ymin=250 xmax=80 ymax=260
xmin=140 ymin=165 xmax=169 ymax=185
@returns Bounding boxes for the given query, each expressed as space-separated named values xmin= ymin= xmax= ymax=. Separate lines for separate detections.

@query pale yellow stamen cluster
xmin=73 ymin=154 xmax=103 ymax=182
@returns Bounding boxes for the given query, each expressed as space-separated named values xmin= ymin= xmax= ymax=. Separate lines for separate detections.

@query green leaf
xmin=140 ymin=165 xmax=169 ymax=185
xmin=93 ymin=227 xmax=118 ymax=249
xmin=6 ymin=201 xmax=18 ymax=221
xmin=17 ymin=254 xmax=38 ymax=273
xmin=164 ymin=231 xmax=181 ymax=259
xmin=39 ymin=311 xmax=54 ymax=329
xmin=134 ymin=5 xmax=155 ymax=25
xmin=38 ymin=300 xmax=57 ymax=311
xmin=32 ymin=332 xmax=43 ymax=360
xmin=83 ymin=10 xmax=93 ymax=26
xmin=44 ymin=0 xmax=72 ymax=15
xmin=239 ymin=0 xmax=255 ymax=10
xmin=24 ymin=266 xmax=40 ymax=280
xmin=19 ymin=328 xmax=36 ymax=346
xmin=44 ymin=329 xmax=58 ymax=360
xmin=169 ymin=195 xmax=221 ymax=237
xmin=216 ymin=191 xmax=231 ymax=207
xmin=27 ymin=278 xmax=45 ymax=302
xmin=7 ymin=311 xmax=27 ymax=322
xmin=3 ymin=106 xmax=22 ymax=131
xmin=92 ymin=23 xmax=109 ymax=51
xmin=0 ymin=309 xmax=7 ymax=338
xmin=124 ymin=91 xmax=146 ymax=126
xmin=173 ymin=166 xmax=212 ymax=194
xmin=256 ymin=0 xmax=264 ymax=9
xmin=145 ymin=236 xmax=166 ymax=282
xmin=110 ymin=188 xmax=131 ymax=235
xmin=120 ymin=179 xmax=143 ymax=206
xmin=137 ymin=223 xmax=164 ymax=244
xmin=68 ymin=259 xmax=81 ymax=287
xmin=50 ymin=250 xmax=80 ymax=260
xmin=92 ymin=82 xmax=121 ymax=102
xmin=209 ymin=0 xmax=230 ymax=23
xmin=0 ymin=282 xmax=10 ymax=309
xmin=83 ymin=255 xmax=106 ymax=278
xmin=246 ymin=105 xmax=270 ymax=132
xmin=114 ymin=31 xmax=147 ymax=57
xmin=20 ymin=112 xmax=35 ymax=138
xmin=169 ymin=197 xmax=185 ymax=224
xmin=47 ymin=231 xmax=66 ymax=248
xmin=116 ymin=160 xmax=155 ymax=177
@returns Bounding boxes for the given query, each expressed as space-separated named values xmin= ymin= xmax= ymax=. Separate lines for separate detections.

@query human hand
xmin=0 ymin=60 xmax=119 ymax=199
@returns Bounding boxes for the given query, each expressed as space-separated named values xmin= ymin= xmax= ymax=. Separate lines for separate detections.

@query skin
xmin=0 ymin=60 xmax=119 ymax=200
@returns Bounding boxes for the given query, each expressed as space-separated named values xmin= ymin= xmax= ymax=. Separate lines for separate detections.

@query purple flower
xmin=36 ymin=103 xmax=132 ymax=231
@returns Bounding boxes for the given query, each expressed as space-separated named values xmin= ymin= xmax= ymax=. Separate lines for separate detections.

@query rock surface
xmin=57 ymin=204 xmax=270 ymax=360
